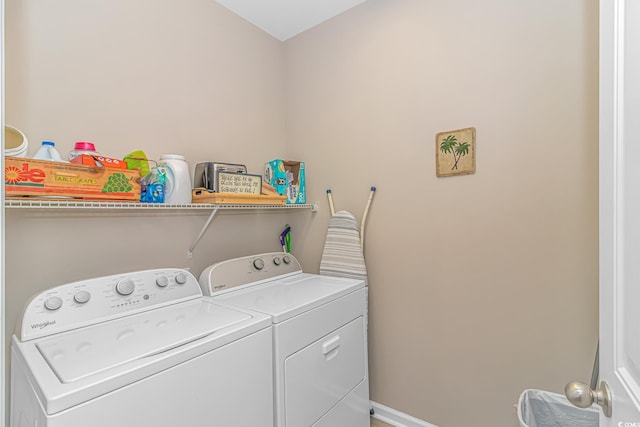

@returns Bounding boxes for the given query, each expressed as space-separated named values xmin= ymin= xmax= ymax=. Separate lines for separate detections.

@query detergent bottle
xmin=159 ymin=154 xmax=192 ymax=204
xmin=33 ymin=141 xmax=63 ymax=162
xmin=69 ymin=141 xmax=100 ymax=161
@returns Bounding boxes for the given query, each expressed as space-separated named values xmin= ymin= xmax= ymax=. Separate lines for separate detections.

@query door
xmin=599 ymin=0 xmax=640 ymax=424
xmin=284 ymin=317 xmax=366 ymax=426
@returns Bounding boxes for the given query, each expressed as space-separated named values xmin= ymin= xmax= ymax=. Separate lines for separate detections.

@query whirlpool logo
xmin=619 ymin=422 xmax=640 ymax=427
xmin=30 ymin=320 xmax=56 ymax=330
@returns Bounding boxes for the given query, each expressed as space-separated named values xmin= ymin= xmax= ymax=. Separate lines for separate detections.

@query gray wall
xmin=4 ymin=1 xmax=309 ymax=422
xmin=284 ymin=1 xmax=599 ymax=426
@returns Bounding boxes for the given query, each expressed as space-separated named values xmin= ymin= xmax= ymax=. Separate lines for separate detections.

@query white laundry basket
xmin=517 ymin=389 xmax=598 ymax=427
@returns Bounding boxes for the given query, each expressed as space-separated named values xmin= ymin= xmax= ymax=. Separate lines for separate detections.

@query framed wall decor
xmin=435 ymin=127 xmax=476 ymax=177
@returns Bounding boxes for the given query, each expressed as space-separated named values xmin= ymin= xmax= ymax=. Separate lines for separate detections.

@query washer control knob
xmin=44 ymin=296 xmax=63 ymax=311
xmin=253 ymin=259 xmax=265 ymax=270
xmin=283 ymin=255 xmax=291 ymax=264
xmin=115 ymin=279 xmax=135 ymax=296
xmin=273 ymin=257 xmax=282 ymax=266
xmin=156 ymin=276 xmax=169 ymax=288
xmin=175 ymin=273 xmax=188 ymax=285
xmin=74 ymin=291 xmax=91 ymax=304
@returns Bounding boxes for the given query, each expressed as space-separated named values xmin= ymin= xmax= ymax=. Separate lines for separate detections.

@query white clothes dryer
xmin=11 ymin=268 xmax=273 ymax=427
xmin=199 ymin=252 xmax=370 ymax=427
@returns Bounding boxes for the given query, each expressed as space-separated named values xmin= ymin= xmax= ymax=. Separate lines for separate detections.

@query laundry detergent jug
xmin=159 ymin=154 xmax=192 ymax=204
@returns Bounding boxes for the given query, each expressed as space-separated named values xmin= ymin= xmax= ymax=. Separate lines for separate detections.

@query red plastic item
xmin=73 ymin=141 xmax=97 ymax=151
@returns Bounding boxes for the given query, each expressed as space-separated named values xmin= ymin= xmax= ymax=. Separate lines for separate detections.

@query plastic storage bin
xmin=517 ymin=389 xmax=598 ymax=427
xmin=4 ymin=125 xmax=28 ymax=157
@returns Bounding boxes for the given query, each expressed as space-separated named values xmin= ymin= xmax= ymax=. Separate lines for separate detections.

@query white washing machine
xmin=11 ymin=268 xmax=274 ymax=427
xmin=199 ymin=252 xmax=370 ymax=427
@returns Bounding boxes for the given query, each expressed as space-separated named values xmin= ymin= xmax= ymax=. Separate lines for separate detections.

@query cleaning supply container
xmin=159 ymin=154 xmax=192 ymax=204
xmin=33 ymin=141 xmax=63 ymax=161
xmin=517 ymin=389 xmax=598 ymax=427
xmin=4 ymin=125 xmax=29 ymax=157
xmin=69 ymin=141 xmax=100 ymax=161
xmin=140 ymin=166 xmax=166 ymax=203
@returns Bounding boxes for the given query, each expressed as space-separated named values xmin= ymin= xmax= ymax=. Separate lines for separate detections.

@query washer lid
xmin=35 ymin=299 xmax=253 ymax=383
xmin=212 ymin=273 xmax=365 ymax=323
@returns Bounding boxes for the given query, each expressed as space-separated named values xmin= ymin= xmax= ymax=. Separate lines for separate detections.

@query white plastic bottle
xmin=159 ymin=154 xmax=192 ymax=204
xmin=33 ymin=141 xmax=63 ymax=162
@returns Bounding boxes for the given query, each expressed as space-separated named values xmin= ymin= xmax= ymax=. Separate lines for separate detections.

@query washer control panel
xmin=199 ymin=252 xmax=302 ymax=296
xmin=17 ymin=268 xmax=201 ymax=341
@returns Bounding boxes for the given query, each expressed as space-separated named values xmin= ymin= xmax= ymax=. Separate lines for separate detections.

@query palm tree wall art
xmin=436 ymin=127 xmax=476 ymax=177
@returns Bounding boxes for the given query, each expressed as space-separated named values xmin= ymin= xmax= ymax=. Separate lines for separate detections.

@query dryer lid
xmin=35 ymin=299 xmax=253 ymax=383
xmin=212 ymin=273 xmax=365 ymax=323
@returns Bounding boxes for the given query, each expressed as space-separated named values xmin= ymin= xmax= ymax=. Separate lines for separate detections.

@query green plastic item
xmin=124 ymin=150 xmax=151 ymax=177
xmin=285 ymin=224 xmax=291 ymax=253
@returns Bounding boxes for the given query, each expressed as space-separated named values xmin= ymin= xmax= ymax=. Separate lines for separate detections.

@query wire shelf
xmin=5 ymin=199 xmax=318 ymax=211
xmin=5 ymin=198 xmax=318 ymax=258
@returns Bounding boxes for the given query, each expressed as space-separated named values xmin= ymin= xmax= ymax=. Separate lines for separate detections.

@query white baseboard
xmin=370 ymin=401 xmax=439 ymax=427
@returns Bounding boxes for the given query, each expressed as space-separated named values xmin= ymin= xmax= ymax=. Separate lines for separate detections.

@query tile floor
xmin=370 ymin=417 xmax=394 ymax=427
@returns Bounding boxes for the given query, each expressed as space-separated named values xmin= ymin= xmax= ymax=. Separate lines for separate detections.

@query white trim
xmin=370 ymin=401 xmax=438 ymax=427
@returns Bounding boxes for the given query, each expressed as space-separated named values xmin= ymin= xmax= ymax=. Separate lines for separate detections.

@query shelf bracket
xmin=188 ymin=207 xmax=219 ymax=259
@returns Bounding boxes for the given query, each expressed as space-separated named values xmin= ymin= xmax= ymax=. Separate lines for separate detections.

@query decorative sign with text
xmin=217 ymin=172 xmax=262 ymax=195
